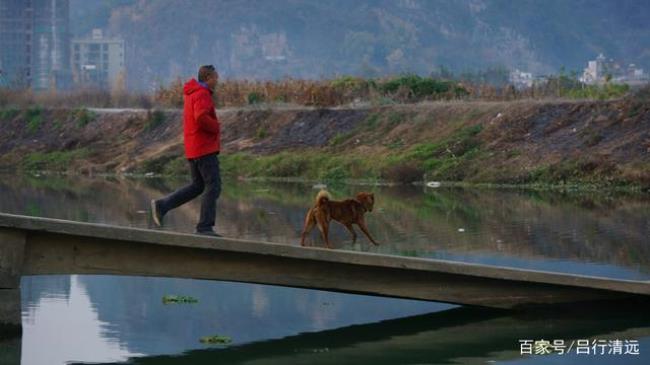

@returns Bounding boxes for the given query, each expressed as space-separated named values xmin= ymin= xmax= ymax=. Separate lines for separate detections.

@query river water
xmin=1 ymin=173 xmax=649 ymax=364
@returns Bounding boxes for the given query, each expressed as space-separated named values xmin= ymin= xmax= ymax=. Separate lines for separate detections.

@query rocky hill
xmin=69 ymin=0 xmax=650 ymax=89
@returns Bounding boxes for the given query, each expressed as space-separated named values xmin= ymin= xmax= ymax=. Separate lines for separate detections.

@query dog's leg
xmin=300 ymin=209 xmax=316 ymax=246
xmin=358 ymin=218 xmax=379 ymax=245
xmin=314 ymin=212 xmax=332 ymax=249
xmin=317 ymin=221 xmax=332 ymax=249
xmin=344 ymin=223 xmax=357 ymax=243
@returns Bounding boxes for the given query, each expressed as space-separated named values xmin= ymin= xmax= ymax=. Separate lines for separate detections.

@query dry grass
xmin=0 ymin=88 xmax=152 ymax=108
xmin=1 ymin=75 xmax=637 ymax=109
xmin=154 ymin=77 xmax=376 ymax=108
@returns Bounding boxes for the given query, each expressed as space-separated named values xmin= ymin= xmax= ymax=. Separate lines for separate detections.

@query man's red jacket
xmin=183 ymin=78 xmax=221 ymax=159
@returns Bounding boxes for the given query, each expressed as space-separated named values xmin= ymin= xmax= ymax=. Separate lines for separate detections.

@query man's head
xmin=198 ymin=65 xmax=219 ymax=90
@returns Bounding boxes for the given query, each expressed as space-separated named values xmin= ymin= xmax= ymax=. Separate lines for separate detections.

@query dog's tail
xmin=315 ymin=190 xmax=330 ymax=206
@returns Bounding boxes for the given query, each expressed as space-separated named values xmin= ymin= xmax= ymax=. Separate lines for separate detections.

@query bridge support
xmin=0 ymin=228 xmax=25 ymax=335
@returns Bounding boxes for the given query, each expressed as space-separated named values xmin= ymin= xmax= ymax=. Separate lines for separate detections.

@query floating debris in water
xmin=426 ymin=181 xmax=441 ymax=188
xmin=144 ymin=172 xmax=155 ymax=177
xmin=136 ymin=210 xmax=146 ymax=214
xmin=312 ymin=183 xmax=327 ymax=189
xmin=162 ymin=295 xmax=198 ymax=304
xmin=294 ymin=347 xmax=330 ymax=354
xmin=458 ymin=228 xmax=465 ymax=232
xmin=200 ymin=335 xmax=232 ymax=345
xmin=311 ymin=348 xmax=330 ymax=353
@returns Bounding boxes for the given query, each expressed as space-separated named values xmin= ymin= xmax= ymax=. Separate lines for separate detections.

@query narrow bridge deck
xmin=1 ymin=212 xmax=649 ymax=311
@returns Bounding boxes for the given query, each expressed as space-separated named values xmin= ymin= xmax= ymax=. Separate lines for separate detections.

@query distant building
xmin=617 ymin=63 xmax=648 ymax=86
xmin=0 ymin=0 xmax=71 ymax=90
xmin=0 ymin=0 xmax=30 ymax=87
xmin=32 ymin=0 xmax=71 ymax=90
xmin=581 ymin=53 xmax=647 ymax=85
xmin=581 ymin=53 xmax=609 ymax=84
xmin=71 ymin=29 xmax=125 ymax=90
xmin=509 ymin=69 xmax=534 ymax=89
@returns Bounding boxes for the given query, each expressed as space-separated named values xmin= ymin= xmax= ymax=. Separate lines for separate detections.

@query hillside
xmin=68 ymin=0 xmax=650 ymax=89
xmin=0 ymin=96 xmax=649 ymax=188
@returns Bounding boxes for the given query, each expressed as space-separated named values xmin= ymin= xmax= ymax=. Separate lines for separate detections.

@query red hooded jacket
xmin=183 ymin=78 xmax=221 ymax=159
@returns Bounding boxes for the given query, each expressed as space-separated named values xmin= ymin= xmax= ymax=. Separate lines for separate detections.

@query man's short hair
xmin=198 ymin=65 xmax=216 ymax=82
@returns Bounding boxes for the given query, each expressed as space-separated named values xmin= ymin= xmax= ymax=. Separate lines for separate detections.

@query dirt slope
xmin=0 ymin=98 xmax=648 ymax=187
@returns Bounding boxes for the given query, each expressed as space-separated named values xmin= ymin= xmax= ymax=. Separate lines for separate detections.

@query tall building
xmin=0 ymin=0 xmax=31 ymax=87
xmin=0 ymin=0 xmax=70 ymax=90
xmin=71 ymin=29 xmax=125 ymax=90
xmin=31 ymin=0 xmax=71 ymax=90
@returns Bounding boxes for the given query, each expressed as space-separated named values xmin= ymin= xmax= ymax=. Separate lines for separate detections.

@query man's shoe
xmin=151 ymin=199 xmax=163 ymax=227
xmin=194 ymin=229 xmax=222 ymax=237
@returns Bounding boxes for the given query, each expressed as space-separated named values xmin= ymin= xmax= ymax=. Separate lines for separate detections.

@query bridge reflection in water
xmin=4 ymin=274 xmax=650 ymax=365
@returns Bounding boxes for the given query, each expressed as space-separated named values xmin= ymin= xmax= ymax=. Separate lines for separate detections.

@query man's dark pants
xmin=156 ymin=153 xmax=221 ymax=231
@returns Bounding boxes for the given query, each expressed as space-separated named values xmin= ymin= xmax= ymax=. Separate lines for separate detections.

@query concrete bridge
xmin=2 ymin=212 xmax=650 ymax=333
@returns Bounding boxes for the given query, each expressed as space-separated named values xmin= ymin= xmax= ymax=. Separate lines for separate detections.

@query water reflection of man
xmin=151 ymin=65 xmax=222 ymax=237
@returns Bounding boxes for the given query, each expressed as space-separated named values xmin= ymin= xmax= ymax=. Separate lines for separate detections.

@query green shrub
xmin=256 ymin=125 xmax=268 ymax=139
xmin=364 ymin=113 xmax=380 ymax=129
xmin=398 ymin=124 xmax=484 ymax=180
xmin=453 ymin=85 xmax=470 ymax=98
xmin=74 ymin=108 xmax=97 ymax=127
xmin=162 ymin=156 xmax=187 ymax=176
xmin=0 ymin=108 xmax=20 ymax=120
xmin=25 ymin=106 xmax=43 ymax=133
xmin=145 ymin=109 xmax=166 ymax=131
xmin=387 ymin=111 xmax=403 ymax=127
xmin=140 ymin=153 xmax=179 ymax=174
xmin=386 ymin=139 xmax=404 ymax=149
xmin=561 ymin=83 xmax=629 ymax=100
xmin=247 ymin=92 xmax=265 ymax=105
xmin=23 ymin=149 xmax=87 ymax=171
xmin=379 ymin=75 xmax=457 ymax=99
xmin=320 ymin=165 xmax=349 ymax=182
xmin=267 ymin=155 xmax=308 ymax=176
xmin=329 ymin=132 xmax=353 ymax=146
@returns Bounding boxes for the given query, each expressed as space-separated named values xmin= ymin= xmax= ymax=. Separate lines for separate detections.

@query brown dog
xmin=300 ymin=190 xmax=378 ymax=249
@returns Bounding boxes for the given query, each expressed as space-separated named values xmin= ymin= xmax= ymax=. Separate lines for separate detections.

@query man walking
xmin=151 ymin=65 xmax=222 ymax=237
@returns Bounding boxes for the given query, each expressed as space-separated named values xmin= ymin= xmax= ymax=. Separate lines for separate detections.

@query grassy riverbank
xmin=0 ymin=92 xmax=648 ymax=190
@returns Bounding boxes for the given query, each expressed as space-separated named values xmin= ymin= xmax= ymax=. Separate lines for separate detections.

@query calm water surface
xmin=1 ymin=173 xmax=649 ymax=364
